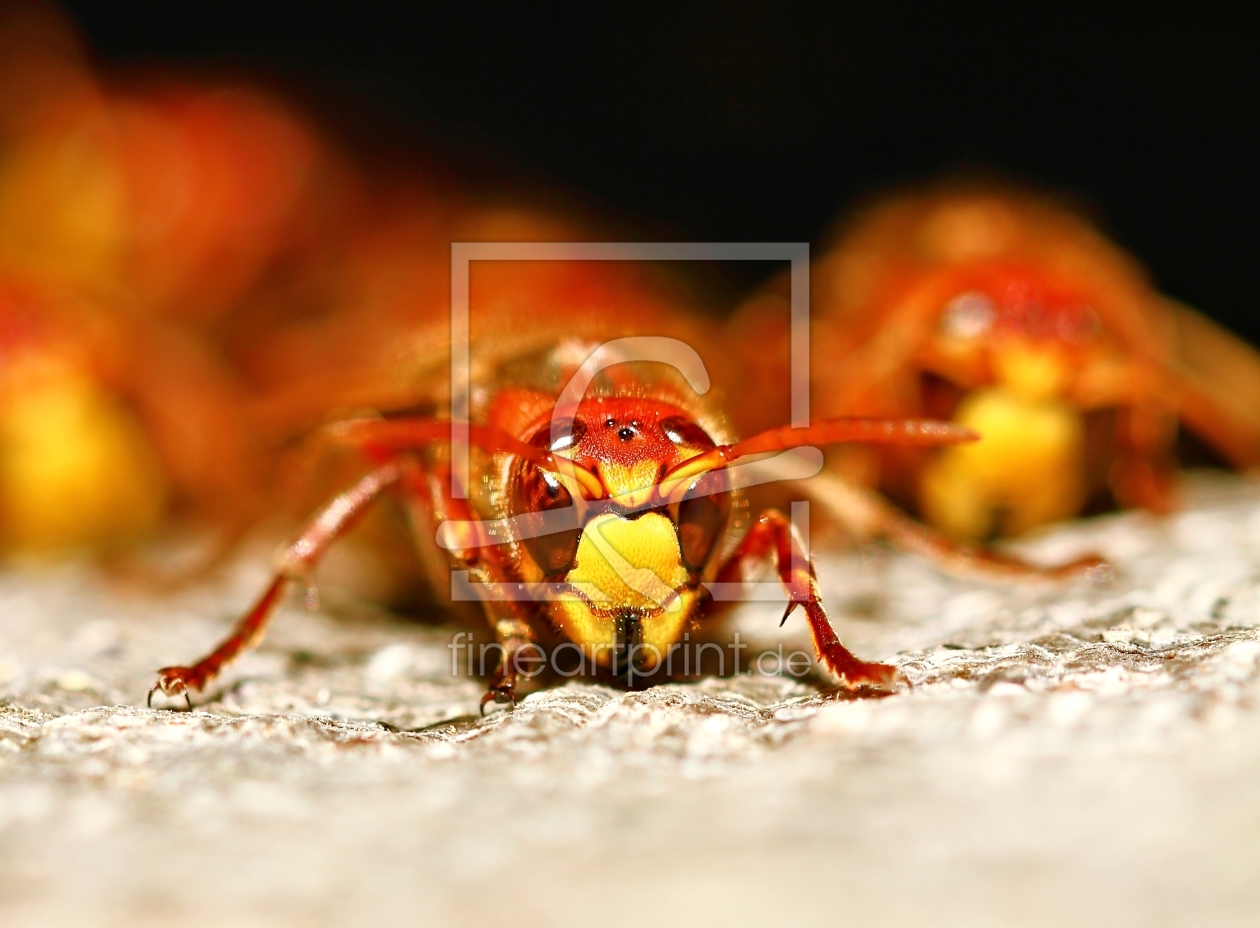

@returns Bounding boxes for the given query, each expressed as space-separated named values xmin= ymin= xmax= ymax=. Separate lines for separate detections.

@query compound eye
xmin=939 ymin=291 xmax=996 ymax=339
xmin=676 ymin=471 xmax=730 ymax=572
xmin=509 ymin=424 xmax=585 ymax=576
xmin=547 ymin=418 xmax=587 ymax=452
xmin=510 ymin=464 xmax=581 ymax=577
xmin=660 ymin=416 xmax=717 ymax=450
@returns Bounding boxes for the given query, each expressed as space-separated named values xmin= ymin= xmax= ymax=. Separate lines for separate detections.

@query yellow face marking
xmin=549 ymin=511 xmax=696 ymax=667
xmin=565 ymin=512 xmax=689 ymax=610
xmin=550 ymin=589 xmax=701 ymax=669
xmin=596 ymin=460 xmax=662 ymax=508
xmin=638 ymin=597 xmax=696 ymax=663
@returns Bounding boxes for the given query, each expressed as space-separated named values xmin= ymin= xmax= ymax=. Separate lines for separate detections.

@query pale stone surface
xmin=1 ymin=472 xmax=1259 ymax=927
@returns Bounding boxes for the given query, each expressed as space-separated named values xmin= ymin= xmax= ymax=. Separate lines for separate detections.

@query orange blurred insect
xmin=0 ymin=278 xmax=266 ymax=555
xmin=0 ymin=4 xmax=354 ymax=330
xmin=731 ymin=181 xmax=1260 ymax=542
xmin=0 ymin=5 xmax=354 ymax=556
xmin=149 ymin=286 xmax=1105 ymax=711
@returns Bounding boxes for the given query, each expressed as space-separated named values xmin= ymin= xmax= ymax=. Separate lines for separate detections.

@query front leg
xmin=406 ymin=462 xmax=544 ymax=714
xmin=718 ymin=509 xmax=898 ymax=690
xmin=478 ymin=617 xmax=541 ymax=714
xmin=149 ymin=463 xmax=403 ymax=707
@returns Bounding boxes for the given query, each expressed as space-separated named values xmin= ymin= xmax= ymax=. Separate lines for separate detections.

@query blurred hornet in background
xmin=0 ymin=279 xmax=258 ymax=554
xmin=731 ymin=182 xmax=1260 ymax=542
xmin=0 ymin=3 xmax=357 ymax=555
xmin=0 ymin=4 xmax=354 ymax=326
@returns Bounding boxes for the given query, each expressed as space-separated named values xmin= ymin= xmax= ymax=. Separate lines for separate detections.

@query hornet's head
xmin=506 ymin=396 xmax=732 ymax=675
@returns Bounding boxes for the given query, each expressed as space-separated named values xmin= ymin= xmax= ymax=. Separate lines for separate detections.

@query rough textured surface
xmin=2 ymin=472 xmax=1259 ymax=927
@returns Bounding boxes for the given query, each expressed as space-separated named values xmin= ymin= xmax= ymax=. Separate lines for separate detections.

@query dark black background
xmin=59 ymin=3 xmax=1260 ymax=340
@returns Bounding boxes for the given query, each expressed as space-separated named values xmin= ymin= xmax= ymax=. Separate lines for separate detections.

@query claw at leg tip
xmin=479 ymin=687 xmax=516 ymax=715
xmin=147 ymin=679 xmax=193 ymax=711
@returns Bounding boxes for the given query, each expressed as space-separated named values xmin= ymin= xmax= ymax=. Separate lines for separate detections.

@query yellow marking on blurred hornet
xmin=920 ymin=387 xmax=1084 ymax=540
xmin=0 ymin=359 xmax=166 ymax=552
